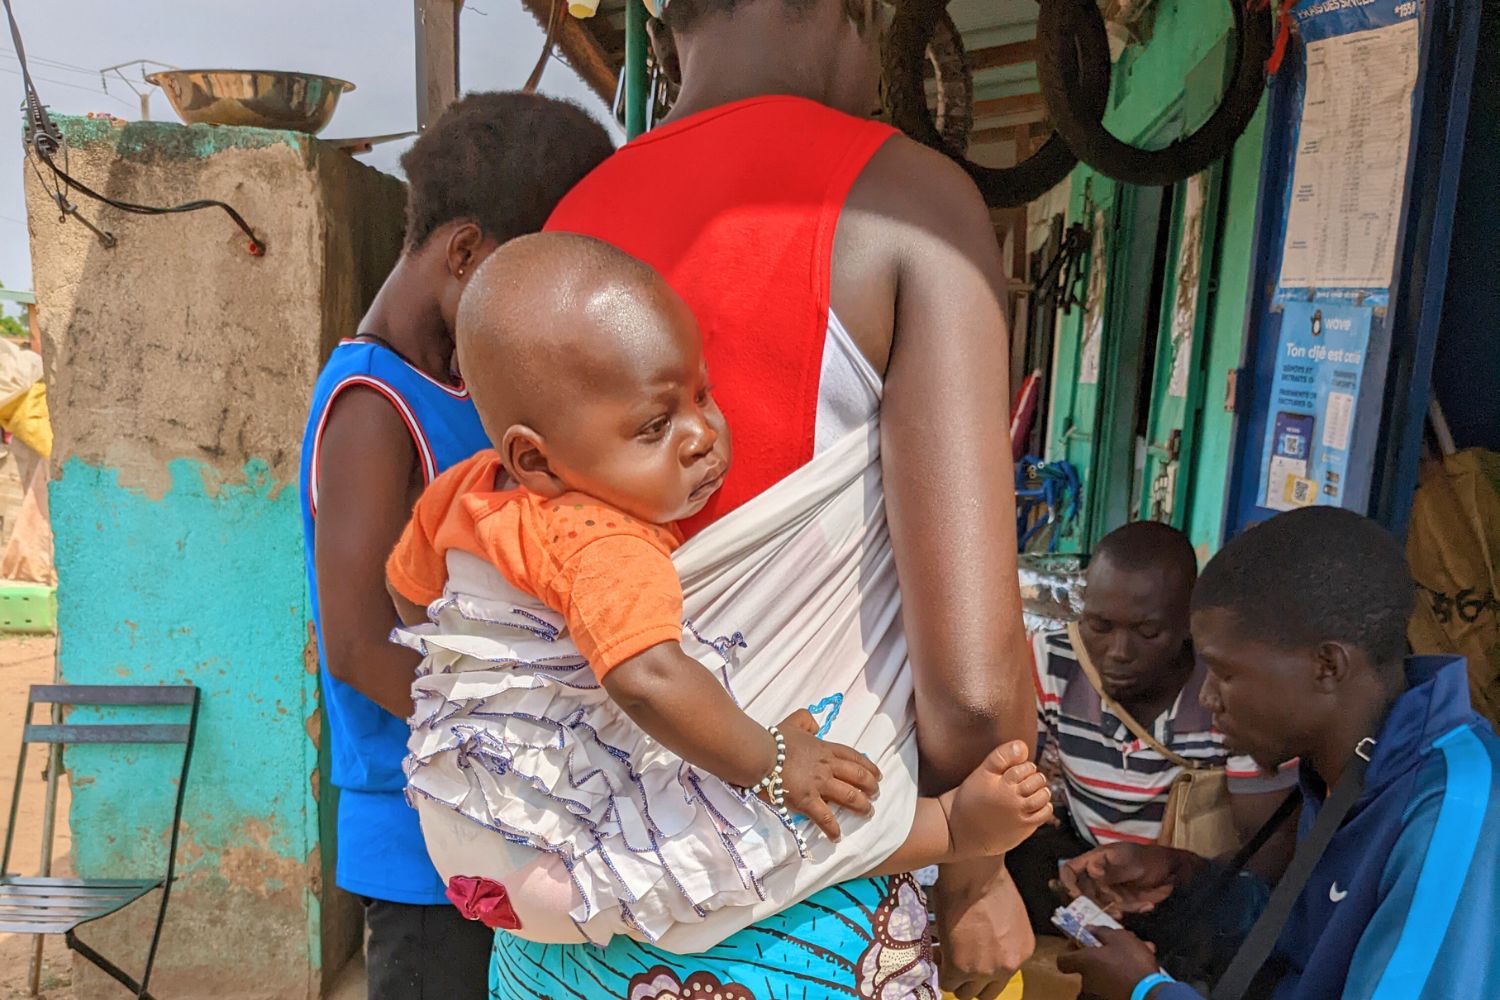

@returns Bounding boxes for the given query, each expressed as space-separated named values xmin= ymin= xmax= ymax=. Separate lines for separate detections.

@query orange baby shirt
xmin=386 ymin=451 xmax=686 ymax=678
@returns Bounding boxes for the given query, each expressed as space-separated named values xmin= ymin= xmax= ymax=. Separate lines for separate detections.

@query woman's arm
xmin=842 ymin=138 xmax=1032 ymax=794
xmin=835 ymin=133 xmax=1037 ymax=996
xmin=313 ymin=389 xmax=425 ymax=718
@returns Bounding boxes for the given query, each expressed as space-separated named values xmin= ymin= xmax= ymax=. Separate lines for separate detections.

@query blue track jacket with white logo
xmin=1156 ymin=656 xmax=1500 ymax=1000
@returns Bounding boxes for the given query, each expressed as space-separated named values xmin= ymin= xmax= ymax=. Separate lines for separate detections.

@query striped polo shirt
xmin=1034 ymin=629 xmax=1297 ymax=846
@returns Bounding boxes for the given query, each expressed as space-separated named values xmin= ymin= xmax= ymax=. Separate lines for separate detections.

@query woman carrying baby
xmin=514 ymin=0 xmax=1038 ymax=996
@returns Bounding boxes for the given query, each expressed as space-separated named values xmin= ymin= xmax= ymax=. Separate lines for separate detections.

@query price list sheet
xmin=1278 ymin=16 xmax=1419 ymax=292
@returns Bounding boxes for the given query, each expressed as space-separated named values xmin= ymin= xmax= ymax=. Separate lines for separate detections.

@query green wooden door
xmin=1137 ymin=165 xmax=1224 ymax=526
xmin=1044 ymin=173 xmax=1116 ymax=552
xmin=1045 ymin=172 xmax=1172 ymax=551
xmin=1090 ymin=180 xmax=1172 ymax=543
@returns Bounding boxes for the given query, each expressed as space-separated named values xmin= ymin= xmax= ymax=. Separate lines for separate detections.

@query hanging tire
xmin=881 ymin=4 xmax=973 ymax=152
xmin=925 ymin=10 xmax=974 ymax=153
xmin=1036 ymin=0 xmax=1272 ymax=186
xmin=885 ymin=0 xmax=1108 ymax=207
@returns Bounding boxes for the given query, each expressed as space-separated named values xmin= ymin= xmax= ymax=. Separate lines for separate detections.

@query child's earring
xmin=457 ymin=266 xmax=465 ymax=278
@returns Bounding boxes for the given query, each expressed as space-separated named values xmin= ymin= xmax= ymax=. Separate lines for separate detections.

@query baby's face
xmin=540 ymin=295 xmax=731 ymax=525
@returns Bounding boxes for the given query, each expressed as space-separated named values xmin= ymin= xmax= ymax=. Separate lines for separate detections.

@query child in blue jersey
xmin=299 ymin=93 xmax=613 ymax=1000
xmin=1055 ymin=506 xmax=1500 ymax=1000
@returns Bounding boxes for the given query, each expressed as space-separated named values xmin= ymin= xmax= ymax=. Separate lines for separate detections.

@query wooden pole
xmin=415 ymin=0 xmax=463 ymax=130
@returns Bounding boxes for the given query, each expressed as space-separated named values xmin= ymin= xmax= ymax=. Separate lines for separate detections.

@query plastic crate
xmin=0 ymin=582 xmax=56 ymax=634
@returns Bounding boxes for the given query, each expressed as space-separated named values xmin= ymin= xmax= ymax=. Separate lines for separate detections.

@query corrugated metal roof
xmin=517 ymin=0 xmax=1046 ymax=166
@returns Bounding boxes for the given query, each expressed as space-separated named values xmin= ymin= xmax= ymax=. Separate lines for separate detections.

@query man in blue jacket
xmin=1056 ymin=506 xmax=1500 ymax=1000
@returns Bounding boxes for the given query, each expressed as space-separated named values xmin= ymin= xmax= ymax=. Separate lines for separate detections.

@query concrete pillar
xmin=24 ymin=116 xmax=405 ymax=998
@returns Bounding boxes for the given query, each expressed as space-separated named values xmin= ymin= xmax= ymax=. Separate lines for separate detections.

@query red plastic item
xmin=445 ymin=875 xmax=522 ymax=930
xmin=1009 ymin=371 xmax=1042 ymax=463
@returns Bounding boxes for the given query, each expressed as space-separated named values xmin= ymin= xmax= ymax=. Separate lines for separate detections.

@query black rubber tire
xmin=927 ymin=10 xmax=974 ymax=153
xmin=1036 ymin=0 xmax=1272 ymax=186
xmin=882 ymin=4 xmax=972 ymax=153
xmin=884 ymin=0 xmax=1109 ymax=208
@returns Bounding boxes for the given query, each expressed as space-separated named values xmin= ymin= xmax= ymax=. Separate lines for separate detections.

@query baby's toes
xmin=1001 ymin=760 xmax=1039 ymax=785
xmin=984 ymin=740 xmax=1030 ymax=775
xmin=1016 ymin=771 xmax=1049 ymax=797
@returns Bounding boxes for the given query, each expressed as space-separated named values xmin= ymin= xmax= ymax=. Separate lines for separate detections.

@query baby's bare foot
xmin=942 ymin=740 xmax=1054 ymax=859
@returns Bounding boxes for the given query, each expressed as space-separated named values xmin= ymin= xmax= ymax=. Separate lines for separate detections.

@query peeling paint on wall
xmin=27 ymin=110 xmax=406 ymax=997
xmin=59 ymin=115 xmax=311 ymax=162
xmin=52 ymin=455 xmax=322 ymax=993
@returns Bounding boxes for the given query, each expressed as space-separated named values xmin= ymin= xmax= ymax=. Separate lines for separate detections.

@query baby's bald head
xmin=456 ymin=232 xmax=690 ymax=440
xmin=452 ymin=232 xmax=729 ymax=525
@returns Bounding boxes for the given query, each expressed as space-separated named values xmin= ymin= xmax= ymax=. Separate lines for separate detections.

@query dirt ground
xmin=0 ymin=636 xmax=73 ymax=1000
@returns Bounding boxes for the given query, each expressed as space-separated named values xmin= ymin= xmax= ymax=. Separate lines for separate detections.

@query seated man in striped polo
xmin=1007 ymin=521 xmax=1296 ymax=932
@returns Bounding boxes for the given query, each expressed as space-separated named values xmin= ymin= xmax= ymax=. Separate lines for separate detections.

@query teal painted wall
xmin=52 ymin=457 xmax=323 ymax=983
xmin=56 ymin=115 xmax=309 ymax=161
xmin=1043 ymin=0 xmax=1266 ymax=560
xmin=1111 ymin=0 xmax=1235 ymax=143
xmin=1185 ymin=102 xmax=1268 ymax=561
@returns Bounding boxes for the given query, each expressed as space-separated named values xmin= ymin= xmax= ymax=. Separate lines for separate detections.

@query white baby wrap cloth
xmin=398 ymin=423 xmax=918 ymax=954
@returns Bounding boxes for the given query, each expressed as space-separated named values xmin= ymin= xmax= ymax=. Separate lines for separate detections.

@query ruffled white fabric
xmin=396 ymin=595 xmax=804 ymax=945
xmin=403 ymin=423 xmax=919 ymax=954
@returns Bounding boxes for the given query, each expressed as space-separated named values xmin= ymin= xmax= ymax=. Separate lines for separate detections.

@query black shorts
xmin=363 ymin=898 xmax=494 ymax=1000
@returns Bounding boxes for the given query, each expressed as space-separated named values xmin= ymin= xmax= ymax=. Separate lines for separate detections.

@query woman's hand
xmin=767 ymin=708 xmax=881 ymax=841
xmin=932 ymin=862 xmax=1034 ymax=999
xmin=1056 ymin=927 xmax=1165 ymax=1000
xmin=1052 ymin=843 xmax=1207 ymax=917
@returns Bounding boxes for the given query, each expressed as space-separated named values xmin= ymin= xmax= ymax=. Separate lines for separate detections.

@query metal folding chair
xmin=1 ymin=683 xmax=200 ymax=999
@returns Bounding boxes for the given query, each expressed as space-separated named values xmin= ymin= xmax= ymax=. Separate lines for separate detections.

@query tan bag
xmin=1068 ymin=623 xmax=1239 ymax=858
xmin=1406 ymin=450 xmax=1500 ymax=727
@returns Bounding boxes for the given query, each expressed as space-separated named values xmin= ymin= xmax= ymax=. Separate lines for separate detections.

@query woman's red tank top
xmin=545 ymin=96 xmax=895 ymax=537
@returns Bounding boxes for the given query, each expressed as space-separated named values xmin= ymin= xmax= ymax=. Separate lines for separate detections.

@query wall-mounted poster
xmin=1277 ymin=0 xmax=1420 ymax=301
xmin=1258 ymin=300 xmax=1373 ymax=511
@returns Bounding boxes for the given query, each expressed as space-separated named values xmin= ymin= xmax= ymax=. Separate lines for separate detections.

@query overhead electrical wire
xmin=0 ymin=64 xmax=134 ymax=109
xmin=1 ymin=0 xmax=266 ymax=255
xmin=0 ymin=51 xmax=98 ymax=77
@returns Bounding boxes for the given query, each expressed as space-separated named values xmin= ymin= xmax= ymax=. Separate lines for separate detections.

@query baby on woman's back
xmin=386 ymin=232 xmax=1052 ymax=942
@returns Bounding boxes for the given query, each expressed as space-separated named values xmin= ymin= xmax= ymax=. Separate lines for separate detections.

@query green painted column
xmin=625 ymin=0 xmax=649 ymax=138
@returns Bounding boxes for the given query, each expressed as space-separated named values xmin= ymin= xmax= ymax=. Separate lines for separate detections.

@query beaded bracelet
xmin=746 ymin=725 xmax=808 ymax=854
xmin=748 ymin=725 xmax=787 ymax=797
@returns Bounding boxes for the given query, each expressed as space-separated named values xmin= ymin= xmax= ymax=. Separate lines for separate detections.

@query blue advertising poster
xmin=1258 ymin=301 xmax=1373 ymax=511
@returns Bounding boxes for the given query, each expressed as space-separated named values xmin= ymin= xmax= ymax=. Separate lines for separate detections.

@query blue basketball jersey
xmin=300 ymin=339 xmax=488 ymax=903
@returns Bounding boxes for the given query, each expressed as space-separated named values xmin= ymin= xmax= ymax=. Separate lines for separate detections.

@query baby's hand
xmin=764 ymin=708 xmax=881 ymax=841
xmin=942 ymin=740 xmax=1053 ymax=859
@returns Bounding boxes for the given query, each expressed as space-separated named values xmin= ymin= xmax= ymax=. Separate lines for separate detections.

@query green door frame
xmin=1137 ymin=161 xmax=1227 ymax=526
xmin=1047 ymin=176 xmax=1115 ymax=554
xmin=1084 ymin=181 xmax=1170 ymax=548
xmin=1039 ymin=6 xmax=1259 ymax=557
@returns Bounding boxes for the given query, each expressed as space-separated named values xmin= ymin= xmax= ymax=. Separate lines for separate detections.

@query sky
xmin=0 ymin=0 xmax=616 ymax=305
